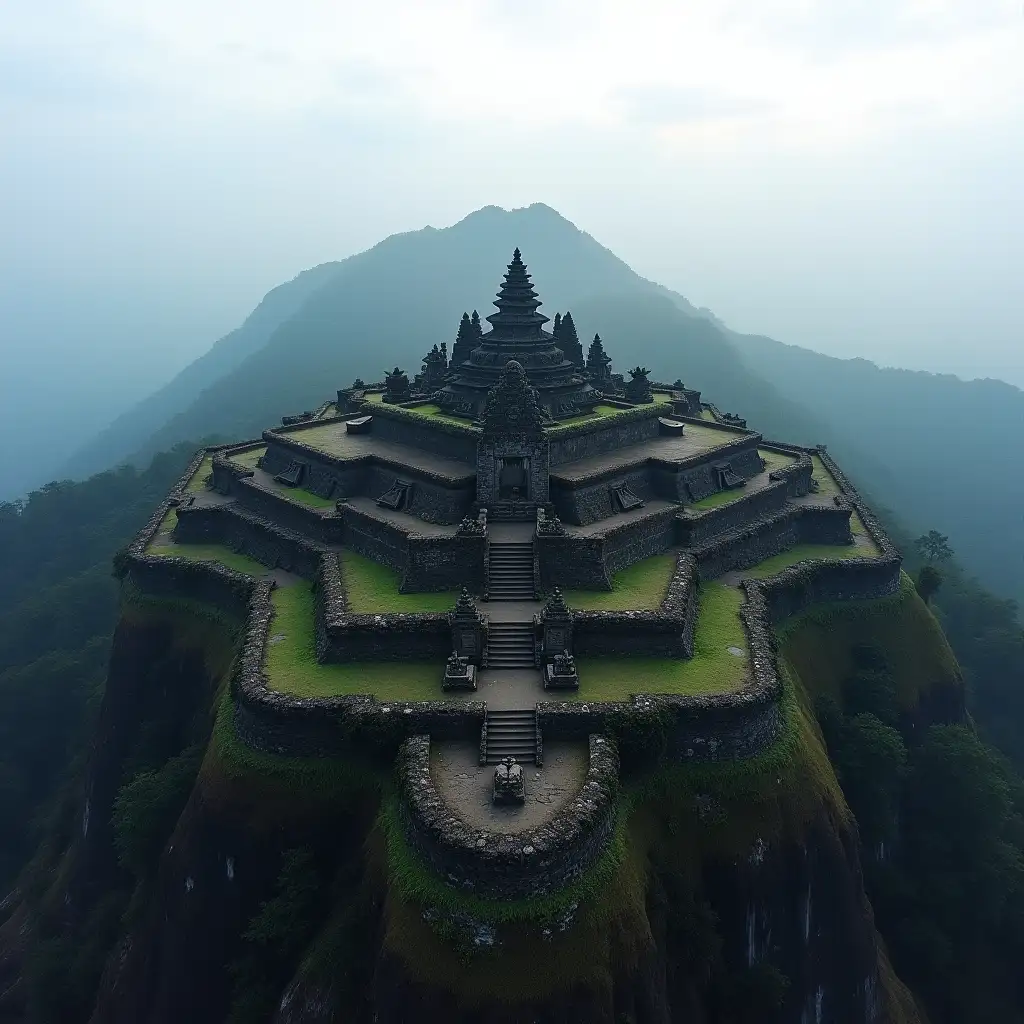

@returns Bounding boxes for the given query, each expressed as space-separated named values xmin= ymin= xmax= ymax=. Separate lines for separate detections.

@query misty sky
xmin=2 ymin=0 xmax=1023 ymax=491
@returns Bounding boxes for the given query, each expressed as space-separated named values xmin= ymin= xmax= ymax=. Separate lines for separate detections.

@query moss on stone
xmin=563 ymin=553 xmax=676 ymax=611
xmin=227 ymin=446 xmax=266 ymax=469
xmin=779 ymin=572 xmax=960 ymax=709
xmin=184 ymin=455 xmax=213 ymax=495
xmin=145 ymin=514 xmax=272 ymax=577
xmin=739 ymin=540 xmax=879 ymax=578
xmin=265 ymin=584 xmax=440 ymax=700
xmin=759 ymin=448 xmax=798 ymax=473
xmin=810 ymin=453 xmax=844 ymax=499
xmin=570 ymin=583 xmax=747 ymax=700
xmin=688 ymin=487 xmax=750 ymax=511
xmin=339 ymin=550 xmax=457 ymax=614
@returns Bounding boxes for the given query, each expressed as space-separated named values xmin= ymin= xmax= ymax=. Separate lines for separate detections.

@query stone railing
xmin=398 ymin=733 xmax=619 ymax=899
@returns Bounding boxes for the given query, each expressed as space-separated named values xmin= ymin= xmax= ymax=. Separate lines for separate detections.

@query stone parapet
xmin=572 ymin=551 xmax=698 ymax=659
xmin=398 ymin=733 xmax=619 ymax=899
xmin=691 ymin=505 xmax=853 ymax=580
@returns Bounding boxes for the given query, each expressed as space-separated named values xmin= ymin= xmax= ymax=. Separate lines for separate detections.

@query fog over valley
xmin=2 ymin=0 xmax=1023 ymax=498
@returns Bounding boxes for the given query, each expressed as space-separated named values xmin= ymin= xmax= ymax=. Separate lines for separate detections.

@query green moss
xmin=759 ymin=448 xmax=798 ymax=473
xmin=184 ymin=455 xmax=213 ymax=495
xmin=563 ymin=553 xmax=675 ymax=611
xmin=380 ymin=795 xmax=630 ymax=926
xmin=779 ymin=573 xmax=960 ymax=708
xmin=227 ymin=446 xmax=266 ymax=470
xmin=339 ymin=550 xmax=457 ymax=614
xmin=700 ymin=408 xmax=717 ymax=421
xmin=265 ymin=584 xmax=439 ymax=700
xmin=810 ymin=454 xmax=844 ymax=499
xmin=272 ymin=484 xmax=336 ymax=510
xmin=207 ymin=684 xmax=384 ymax=796
xmin=569 ymin=584 xmax=747 ymax=700
xmin=388 ymin=403 xmax=477 ymax=427
xmin=740 ymin=541 xmax=880 ymax=578
xmin=689 ymin=487 xmax=749 ymax=511
xmin=145 ymin=515 xmax=271 ymax=577
xmin=632 ymin=656 xmax=850 ymax=871
xmin=378 ymin=801 xmax=651 ymax=1005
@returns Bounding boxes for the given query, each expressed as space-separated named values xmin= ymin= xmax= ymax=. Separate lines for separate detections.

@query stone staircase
xmin=487 ymin=541 xmax=535 ymax=600
xmin=486 ymin=621 xmax=535 ymax=669
xmin=483 ymin=709 xmax=538 ymax=765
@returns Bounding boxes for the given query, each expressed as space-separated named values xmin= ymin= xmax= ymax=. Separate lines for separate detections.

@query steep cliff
xmin=0 ymin=581 xmax=960 ymax=1024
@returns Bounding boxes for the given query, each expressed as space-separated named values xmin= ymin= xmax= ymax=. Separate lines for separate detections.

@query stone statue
xmin=383 ymin=367 xmax=411 ymax=402
xmin=442 ymin=650 xmax=476 ymax=691
xmin=493 ymin=756 xmax=525 ymax=805
xmin=625 ymin=366 xmax=653 ymax=404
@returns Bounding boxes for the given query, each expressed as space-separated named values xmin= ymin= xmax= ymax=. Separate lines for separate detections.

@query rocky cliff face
xmin=0 ymin=586 xmax=954 ymax=1024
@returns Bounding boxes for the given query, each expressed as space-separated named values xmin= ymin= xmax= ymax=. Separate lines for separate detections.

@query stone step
xmin=484 ymin=708 xmax=538 ymax=764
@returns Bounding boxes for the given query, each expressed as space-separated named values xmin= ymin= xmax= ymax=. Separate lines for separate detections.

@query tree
xmin=470 ymin=309 xmax=483 ymax=340
xmin=552 ymin=311 xmax=562 ymax=338
xmin=586 ymin=332 xmax=612 ymax=380
xmin=449 ymin=312 xmax=475 ymax=368
xmin=916 ymin=530 xmax=953 ymax=563
xmin=916 ymin=564 xmax=944 ymax=605
xmin=833 ymin=713 xmax=907 ymax=845
xmin=559 ymin=311 xmax=585 ymax=368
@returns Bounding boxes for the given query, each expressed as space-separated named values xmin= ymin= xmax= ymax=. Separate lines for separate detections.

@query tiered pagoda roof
xmin=435 ymin=249 xmax=598 ymax=420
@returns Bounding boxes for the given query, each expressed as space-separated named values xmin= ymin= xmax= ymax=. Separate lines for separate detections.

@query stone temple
xmin=127 ymin=249 xmax=901 ymax=900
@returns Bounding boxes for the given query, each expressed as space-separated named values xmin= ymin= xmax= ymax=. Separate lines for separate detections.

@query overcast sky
xmin=2 ymin=0 xmax=1023 ymax=478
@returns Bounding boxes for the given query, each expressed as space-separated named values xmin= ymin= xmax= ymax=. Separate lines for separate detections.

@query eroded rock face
xmin=0 ymin=605 xmax=929 ymax=1024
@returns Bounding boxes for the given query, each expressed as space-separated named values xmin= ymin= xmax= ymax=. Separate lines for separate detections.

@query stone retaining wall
xmin=173 ymin=503 xmax=328 ymax=579
xmin=546 ymin=405 xmax=663 ymax=466
xmin=262 ymin=428 xmax=476 ymax=525
xmin=572 ymin=551 xmax=698 ymax=659
xmin=313 ymin=551 xmax=452 ymax=663
xmin=691 ymin=505 xmax=853 ymax=580
xmin=119 ymin=440 xmax=902 ymax=867
xmin=398 ymin=733 xmax=620 ymax=899
xmin=366 ymin=403 xmax=479 ymax=462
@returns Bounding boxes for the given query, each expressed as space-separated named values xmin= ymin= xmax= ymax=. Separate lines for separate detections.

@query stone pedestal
xmin=492 ymin=757 xmax=525 ymax=805
xmin=450 ymin=587 xmax=485 ymax=665
xmin=442 ymin=652 xmax=477 ymax=691
xmin=544 ymin=649 xmax=580 ymax=690
xmin=539 ymin=587 xmax=573 ymax=662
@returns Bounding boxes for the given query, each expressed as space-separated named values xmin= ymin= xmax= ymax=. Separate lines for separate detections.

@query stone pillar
xmin=450 ymin=587 xmax=486 ymax=665
xmin=539 ymin=587 xmax=574 ymax=661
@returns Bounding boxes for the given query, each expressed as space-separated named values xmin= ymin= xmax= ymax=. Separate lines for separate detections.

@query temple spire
xmin=485 ymin=248 xmax=549 ymax=337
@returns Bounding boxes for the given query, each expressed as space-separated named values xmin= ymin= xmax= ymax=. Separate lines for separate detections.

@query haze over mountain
xmin=4 ymin=1 xmax=1023 ymax=501
xmin=44 ymin=203 xmax=1024 ymax=605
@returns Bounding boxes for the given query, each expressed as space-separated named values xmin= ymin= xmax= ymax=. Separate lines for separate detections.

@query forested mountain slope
xmin=59 ymin=262 xmax=345 ymax=481
xmin=64 ymin=203 xmax=1024 ymax=599
xmin=723 ymin=330 xmax=1024 ymax=602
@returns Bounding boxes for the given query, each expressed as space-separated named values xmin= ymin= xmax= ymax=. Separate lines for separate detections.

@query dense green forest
xmin=1 ymin=440 xmax=1024 ymax=1020
xmin=0 ymin=442 xmax=214 ymax=884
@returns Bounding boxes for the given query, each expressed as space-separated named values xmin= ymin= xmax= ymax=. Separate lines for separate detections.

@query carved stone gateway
xmin=449 ymin=587 xmax=486 ymax=665
xmin=475 ymin=361 xmax=551 ymax=520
